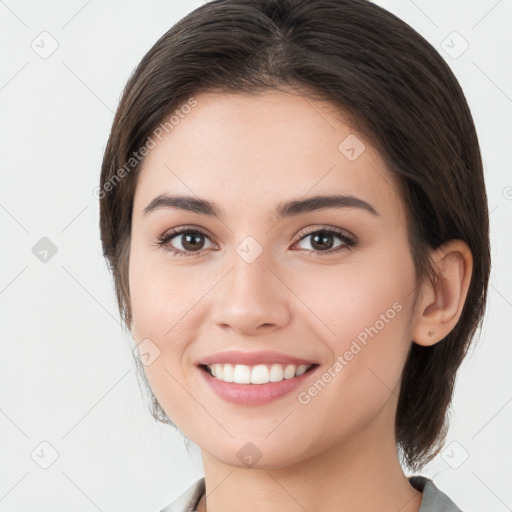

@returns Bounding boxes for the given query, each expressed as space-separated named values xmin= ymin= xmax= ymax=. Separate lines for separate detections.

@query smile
xmin=201 ymin=363 xmax=315 ymax=384
xmin=198 ymin=363 xmax=319 ymax=406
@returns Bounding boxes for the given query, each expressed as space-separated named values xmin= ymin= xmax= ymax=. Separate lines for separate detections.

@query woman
xmin=98 ymin=1 xmax=490 ymax=510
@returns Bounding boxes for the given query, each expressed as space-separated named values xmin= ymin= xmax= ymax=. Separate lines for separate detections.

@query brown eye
xmin=157 ymin=228 xmax=216 ymax=256
xmin=294 ymin=227 xmax=356 ymax=255
xmin=308 ymin=231 xmax=336 ymax=250
xmin=177 ymin=231 xmax=207 ymax=251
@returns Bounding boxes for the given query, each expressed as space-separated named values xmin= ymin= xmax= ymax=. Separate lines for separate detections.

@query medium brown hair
xmin=99 ymin=0 xmax=490 ymax=470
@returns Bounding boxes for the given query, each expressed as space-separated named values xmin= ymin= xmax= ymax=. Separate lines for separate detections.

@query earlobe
xmin=412 ymin=240 xmax=473 ymax=347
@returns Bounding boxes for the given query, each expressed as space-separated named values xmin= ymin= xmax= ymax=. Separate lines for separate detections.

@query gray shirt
xmin=160 ymin=475 xmax=463 ymax=511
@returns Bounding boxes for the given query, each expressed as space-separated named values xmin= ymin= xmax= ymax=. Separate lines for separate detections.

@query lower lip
xmin=197 ymin=365 xmax=319 ymax=405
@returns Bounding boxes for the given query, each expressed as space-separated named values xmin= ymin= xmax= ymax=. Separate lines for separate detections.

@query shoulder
xmin=159 ymin=477 xmax=205 ymax=512
xmin=409 ymin=475 xmax=463 ymax=512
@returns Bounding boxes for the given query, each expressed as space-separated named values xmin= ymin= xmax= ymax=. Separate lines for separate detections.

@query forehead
xmin=134 ymin=90 xmax=405 ymax=225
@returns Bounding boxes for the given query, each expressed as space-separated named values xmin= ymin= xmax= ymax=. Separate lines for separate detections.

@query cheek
xmin=129 ymin=244 xmax=202 ymax=341
xmin=128 ymin=249 xmax=207 ymax=428
xmin=128 ymin=247 xmax=213 ymax=402
xmin=293 ymin=250 xmax=414 ymax=347
xmin=290 ymin=252 xmax=415 ymax=411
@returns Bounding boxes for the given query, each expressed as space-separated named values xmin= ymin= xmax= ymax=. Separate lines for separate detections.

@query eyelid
xmin=160 ymin=225 xmax=214 ymax=241
xmin=295 ymin=224 xmax=356 ymax=243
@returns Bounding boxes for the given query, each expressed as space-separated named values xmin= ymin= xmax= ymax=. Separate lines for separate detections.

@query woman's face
xmin=129 ymin=90 xmax=420 ymax=468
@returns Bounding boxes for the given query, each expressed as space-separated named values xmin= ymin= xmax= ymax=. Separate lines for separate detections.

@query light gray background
xmin=1 ymin=1 xmax=511 ymax=511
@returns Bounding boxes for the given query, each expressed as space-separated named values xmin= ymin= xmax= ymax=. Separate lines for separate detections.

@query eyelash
xmin=155 ymin=225 xmax=357 ymax=258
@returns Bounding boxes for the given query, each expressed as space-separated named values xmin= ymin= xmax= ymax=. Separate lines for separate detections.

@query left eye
xmin=293 ymin=228 xmax=356 ymax=254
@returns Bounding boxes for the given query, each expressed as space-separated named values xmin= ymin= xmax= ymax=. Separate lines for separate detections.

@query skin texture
xmin=129 ymin=90 xmax=473 ymax=512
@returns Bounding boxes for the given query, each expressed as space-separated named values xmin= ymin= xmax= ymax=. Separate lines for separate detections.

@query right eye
xmin=156 ymin=227 xmax=217 ymax=257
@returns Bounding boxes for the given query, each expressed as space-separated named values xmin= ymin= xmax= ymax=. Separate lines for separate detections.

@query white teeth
xmin=250 ymin=364 xmax=269 ymax=384
xmin=206 ymin=363 xmax=313 ymax=384
xmin=234 ymin=364 xmax=251 ymax=384
xmin=283 ymin=364 xmax=296 ymax=379
xmin=269 ymin=364 xmax=283 ymax=382
xmin=222 ymin=364 xmax=234 ymax=382
xmin=295 ymin=364 xmax=308 ymax=376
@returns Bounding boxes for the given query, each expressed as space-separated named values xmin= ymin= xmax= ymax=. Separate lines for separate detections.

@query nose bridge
xmin=231 ymin=246 xmax=272 ymax=295
xmin=211 ymin=243 xmax=291 ymax=333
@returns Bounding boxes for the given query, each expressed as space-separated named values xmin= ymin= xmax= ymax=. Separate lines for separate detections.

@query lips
xmin=197 ymin=349 xmax=317 ymax=367
xmin=197 ymin=361 xmax=319 ymax=405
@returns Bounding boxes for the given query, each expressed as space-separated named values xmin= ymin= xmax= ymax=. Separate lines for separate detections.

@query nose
xmin=211 ymin=250 xmax=292 ymax=336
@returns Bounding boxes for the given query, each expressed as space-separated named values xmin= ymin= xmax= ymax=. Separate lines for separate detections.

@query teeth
xmin=207 ymin=363 xmax=313 ymax=384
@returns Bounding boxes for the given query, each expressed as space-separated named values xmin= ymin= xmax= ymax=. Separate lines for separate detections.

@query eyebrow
xmin=143 ymin=193 xmax=379 ymax=219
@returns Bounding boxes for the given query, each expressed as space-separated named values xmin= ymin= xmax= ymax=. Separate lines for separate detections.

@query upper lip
xmin=197 ymin=350 xmax=317 ymax=367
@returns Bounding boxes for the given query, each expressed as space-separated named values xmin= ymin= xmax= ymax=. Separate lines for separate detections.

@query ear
xmin=411 ymin=240 xmax=473 ymax=347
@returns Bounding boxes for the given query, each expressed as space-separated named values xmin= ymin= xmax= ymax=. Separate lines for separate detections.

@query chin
xmin=196 ymin=433 xmax=318 ymax=471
